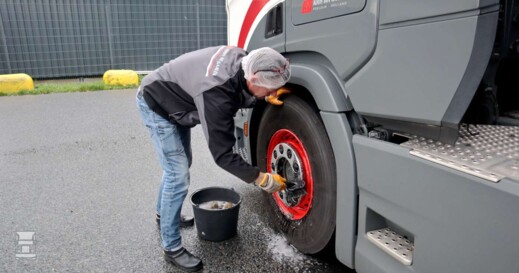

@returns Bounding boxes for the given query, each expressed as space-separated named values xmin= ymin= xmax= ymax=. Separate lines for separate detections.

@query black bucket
xmin=190 ymin=187 xmax=242 ymax=242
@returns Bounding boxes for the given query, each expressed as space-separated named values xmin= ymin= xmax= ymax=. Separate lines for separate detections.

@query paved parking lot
xmin=0 ymin=90 xmax=350 ymax=272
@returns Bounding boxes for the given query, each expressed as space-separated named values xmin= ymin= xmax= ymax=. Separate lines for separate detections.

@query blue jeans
xmin=136 ymin=89 xmax=192 ymax=251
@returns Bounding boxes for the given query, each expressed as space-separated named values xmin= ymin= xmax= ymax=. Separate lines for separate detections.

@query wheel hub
xmin=267 ymin=129 xmax=313 ymax=220
xmin=270 ymin=143 xmax=305 ymax=207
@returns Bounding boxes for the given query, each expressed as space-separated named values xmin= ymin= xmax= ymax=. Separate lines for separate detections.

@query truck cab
xmin=228 ymin=1 xmax=519 ymax=272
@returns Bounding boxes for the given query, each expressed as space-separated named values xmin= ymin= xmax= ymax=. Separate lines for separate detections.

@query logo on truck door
xmin=294 ymin=0 xmax=366 ymax=25
xmin=302 ymin=0 xmax=313 ymax=13
xmin=302 ymin=0 xmax=351 ymax=13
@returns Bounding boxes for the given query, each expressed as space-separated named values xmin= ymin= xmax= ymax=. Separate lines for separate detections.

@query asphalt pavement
xmin=0 ymin=89 xmax=350 ymax=273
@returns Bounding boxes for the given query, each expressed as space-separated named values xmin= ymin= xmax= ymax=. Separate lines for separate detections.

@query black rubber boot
xmin=156 ymin=214 xmax=194 ymax=229
xmin=163 ymin=247 xmax=203 ymax=272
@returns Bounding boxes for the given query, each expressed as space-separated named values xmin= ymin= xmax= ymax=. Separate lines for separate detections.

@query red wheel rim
xmin=267 ymin=129 xmax=313 ymax=220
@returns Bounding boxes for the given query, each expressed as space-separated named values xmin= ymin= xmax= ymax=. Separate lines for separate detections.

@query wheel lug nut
xmin=279 ymin=145 xmax=284 ymax=154
xmin=287 ymin=149 xmax=292 ymax=159
xmin=293 ymin=162 xmax=299 ymax=172
xmin=273 ymin=150 xmax=277 ymax=159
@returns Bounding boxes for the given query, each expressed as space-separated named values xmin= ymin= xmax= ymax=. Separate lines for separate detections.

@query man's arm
xmin=194 ymin=88 xmax=260 ymax=183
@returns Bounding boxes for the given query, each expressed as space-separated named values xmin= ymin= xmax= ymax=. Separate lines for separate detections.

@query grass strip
xmin=0 ymin=80 xmax=139 ymax=96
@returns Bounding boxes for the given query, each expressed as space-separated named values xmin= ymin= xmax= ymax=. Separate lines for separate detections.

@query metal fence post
xmin=105 ymin=0 xmax=114 ymax=69
xmin=0 ymin=11 xmax=12 ymax=74
xmin=196 ymin=0 xmax=200 ymax=49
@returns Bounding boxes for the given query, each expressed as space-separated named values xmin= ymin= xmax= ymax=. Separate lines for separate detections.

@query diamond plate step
xmin=367 ymin=228 xmax=414 ymax=266
xmin=401 ymin=125 xmax=519 ymax=182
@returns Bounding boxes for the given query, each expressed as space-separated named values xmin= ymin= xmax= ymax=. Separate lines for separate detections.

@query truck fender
xmin=321 ymin=112 xmax=357 ymax=269
xmin=285 ymin=53 xmax=354 ymax=113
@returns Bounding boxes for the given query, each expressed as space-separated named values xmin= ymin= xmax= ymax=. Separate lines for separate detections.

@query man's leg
xmin=157 ymin=132 xmax=189 ymax=252
xmin=136 ymin=93 xmax=167 ymax=223
xmin=137 ymin=90 xmax=203 ymax=271
xmin=136 ymin=92 xmax=202 ymax=271
xmin=136 ymin=91 xmax=187 ymax=249
xmin=157 ymin=125 xmax=193 ymax=227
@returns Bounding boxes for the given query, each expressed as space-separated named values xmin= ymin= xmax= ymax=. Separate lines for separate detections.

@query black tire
xmin=257 ymin=95 xmax=336 ymax=254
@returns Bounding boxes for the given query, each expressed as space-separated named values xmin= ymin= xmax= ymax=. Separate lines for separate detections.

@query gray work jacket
xmin=141 ymin=46 xmax=259 ymax=183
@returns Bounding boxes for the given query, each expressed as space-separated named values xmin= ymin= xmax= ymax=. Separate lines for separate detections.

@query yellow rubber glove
xmin=256 ymin=173 xmax=287 ymax=193
xmin=265 ymin=87 xmax=290 ymax=106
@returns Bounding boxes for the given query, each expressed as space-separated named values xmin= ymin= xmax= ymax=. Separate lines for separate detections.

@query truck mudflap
xmin=401 ymin=125 xmax=519 ymax=182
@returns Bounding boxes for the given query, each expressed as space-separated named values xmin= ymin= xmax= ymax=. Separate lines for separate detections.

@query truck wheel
xmin=257 ymin=95 xmax=336 ymax=254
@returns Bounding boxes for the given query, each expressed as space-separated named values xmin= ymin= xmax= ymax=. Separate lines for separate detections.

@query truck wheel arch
xmin=284 ymin=52 xmax=353 ymax=113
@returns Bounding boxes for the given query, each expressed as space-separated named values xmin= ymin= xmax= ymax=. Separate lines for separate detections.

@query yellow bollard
xmin=103 ymin=70 xmax=139 ymax=86
xmin=0 ymin=73 xmax=34 ymax=94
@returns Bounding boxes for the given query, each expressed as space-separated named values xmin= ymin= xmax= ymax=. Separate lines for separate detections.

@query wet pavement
xmin=0 ymin=90 xmax=351 ymax=272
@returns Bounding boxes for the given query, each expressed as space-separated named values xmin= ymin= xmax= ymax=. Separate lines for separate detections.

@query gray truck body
xmin=228 ymin=0 xmax=519 ymax=272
